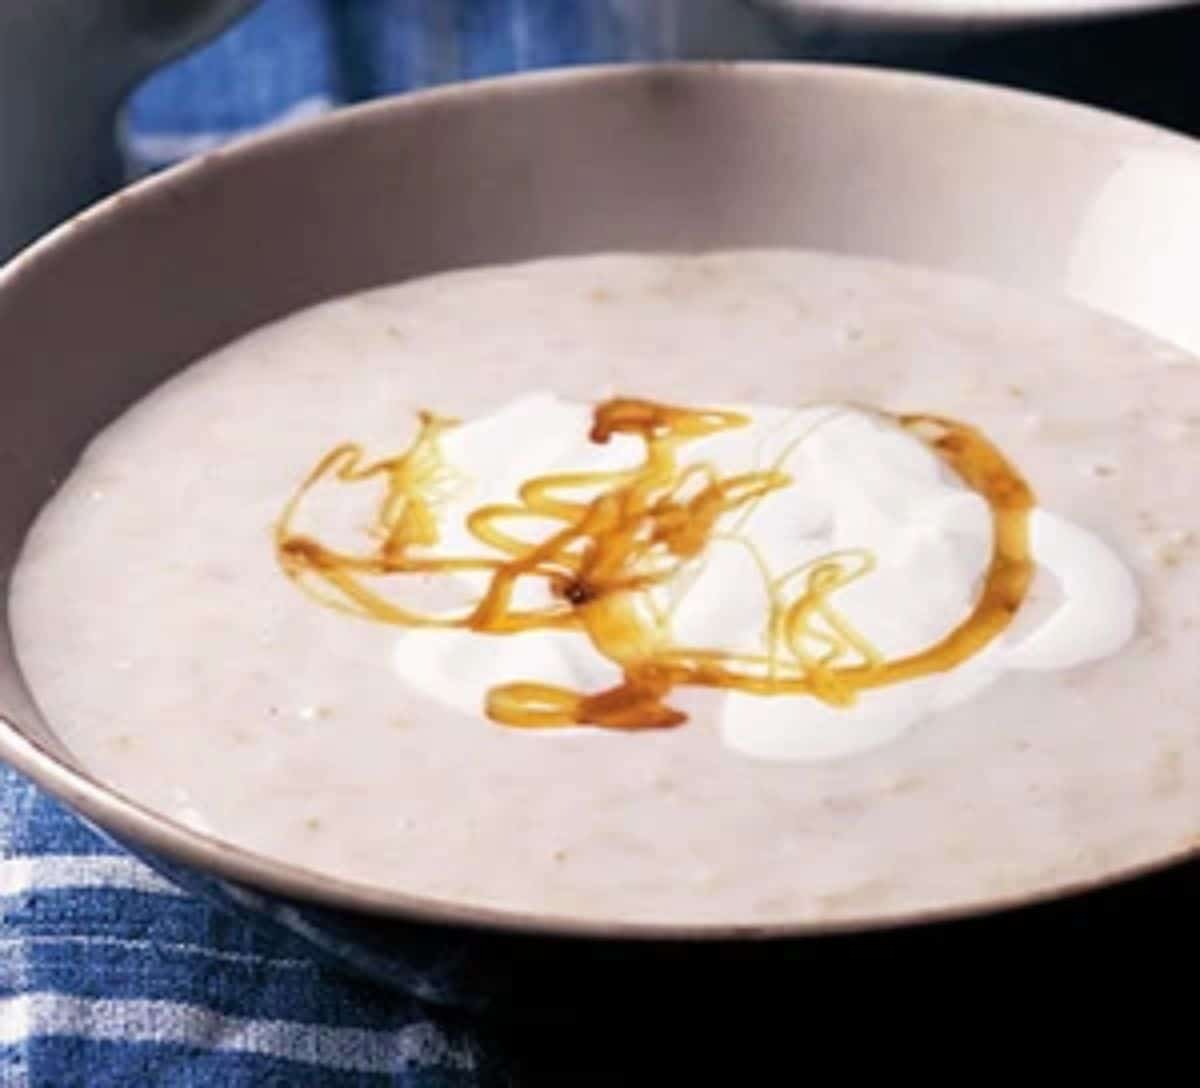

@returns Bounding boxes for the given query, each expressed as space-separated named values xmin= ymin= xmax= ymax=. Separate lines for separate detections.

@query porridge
xmin=10 ymin=250 xmax=1200 ymax=924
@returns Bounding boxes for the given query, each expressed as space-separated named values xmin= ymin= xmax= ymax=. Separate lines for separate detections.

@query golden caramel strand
xmin=275 ymin=398 xmax=1034 ymax=731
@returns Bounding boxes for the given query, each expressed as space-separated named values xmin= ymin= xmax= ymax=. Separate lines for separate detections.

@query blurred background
xmin=4 ymin=0 xmax=1199 ymax=262
xmin=123 ymin=0 xmax=1200 ymax=177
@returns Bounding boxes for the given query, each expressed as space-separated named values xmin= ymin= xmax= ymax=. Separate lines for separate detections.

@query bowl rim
xmin=752 ymin=0 xmax=1197 ymax=28
xmin=2 ymin=60 xmax=1199 ymax=942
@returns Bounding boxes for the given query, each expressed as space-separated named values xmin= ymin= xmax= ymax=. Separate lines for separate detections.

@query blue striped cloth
xmin=121 ymin=0 xmax=668 ymax=176
xmin=0 ymin=769 xmax=509 ymax=1086
xmin=4 ymin=2 xmax=665 ymax=1084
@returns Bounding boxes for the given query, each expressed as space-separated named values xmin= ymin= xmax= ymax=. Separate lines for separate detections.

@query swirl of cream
xmin=373 ymin=394 xmax=1137 ymax=762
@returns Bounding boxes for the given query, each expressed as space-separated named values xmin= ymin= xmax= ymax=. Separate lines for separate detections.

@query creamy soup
xmin=10 ymin=250 xmax=1200 ymax=926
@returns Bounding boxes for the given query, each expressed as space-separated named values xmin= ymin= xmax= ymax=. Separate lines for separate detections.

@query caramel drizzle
xmin=275 ymin=398 xmax=1034 ymax=730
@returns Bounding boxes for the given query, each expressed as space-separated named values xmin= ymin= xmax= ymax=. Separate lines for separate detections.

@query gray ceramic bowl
xmin=2 ymin=63 xmax=1200 ymax=1017
xmin=754 ymin=0 xmax=1196 ymax=26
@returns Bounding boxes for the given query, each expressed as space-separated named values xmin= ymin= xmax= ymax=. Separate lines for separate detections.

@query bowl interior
xmin=2 ymin=63 xmax=1200 ymax=932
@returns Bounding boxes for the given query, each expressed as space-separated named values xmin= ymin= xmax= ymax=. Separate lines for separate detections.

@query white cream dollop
xmin=359 ymin=393 xmax=1138 ymax=761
